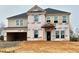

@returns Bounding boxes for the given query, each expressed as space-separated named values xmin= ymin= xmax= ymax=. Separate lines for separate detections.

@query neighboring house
xmin=4 ymin=5 xmax=71 ymax=41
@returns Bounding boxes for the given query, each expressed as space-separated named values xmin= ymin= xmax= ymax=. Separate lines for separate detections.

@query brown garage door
xmin=7 ymin=32 xmax=27 ymax=41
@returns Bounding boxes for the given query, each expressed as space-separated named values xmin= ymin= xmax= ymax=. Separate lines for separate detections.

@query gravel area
xmin=0 ymin=41 xmax=21 ymax=48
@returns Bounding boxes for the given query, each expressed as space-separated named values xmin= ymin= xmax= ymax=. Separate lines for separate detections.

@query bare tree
xmin=0 ymin=21 xmax=5 ymax=41
xmin=75 ymin=28 xmax=79 ymax=38
xmin=0 ymin=21 xmax=5 ymax=28
xmin=0 ymin=21 xmax=5 ymax=35
xmin=70 ymin=29 xmax=73 ymax=37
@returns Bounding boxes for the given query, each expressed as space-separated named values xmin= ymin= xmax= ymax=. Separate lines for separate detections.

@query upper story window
xmin=20 ymin=20 xmax=23 ymax=26
xmin=62 ymin=16 xmax=68 ymax=23
xmin=47 ymin=16 xmax=50 ymax=20
xmin=16 ymin=19 xmax=23 ymax=26
xmin=34 ymin=30 xmax=38 ymax=38
xmin=16 ymin=20 xmax=19 ymax=26
xmin=34 ymin=15 xmax=39 ymax=22
xmin=47 ymin=16 xmax=51 ymax=23
xmin=54 ymin=16 xmax=58 ymax=23
xmin=47 ymin=19 xmax=50 ymax=23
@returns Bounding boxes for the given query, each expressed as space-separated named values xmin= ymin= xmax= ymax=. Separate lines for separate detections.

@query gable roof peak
xmin=33 ymin=5 xmax=39 ymax=8
xmin=27 ymin=5 xmax=44 ymax=12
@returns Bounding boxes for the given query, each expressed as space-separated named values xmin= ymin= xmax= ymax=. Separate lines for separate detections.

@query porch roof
xmin=41 ymin=23 xmax=55 ymax=29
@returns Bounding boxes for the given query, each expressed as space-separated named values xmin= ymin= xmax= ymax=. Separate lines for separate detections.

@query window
xmin=62 ymin=16 xmax=67 ymax=23
xmin=54 ymin=16 xmax=58 ymax=23
xmin=47 ymin=20 xmax=50 ymax=23
xmin=34 ymin=15 xmax=39 ymax=22
xmin=20 ymin=20 xmax=23 ymax=25
xmin=16 ymin=19 xmax=23 ymax=26
xmin=55 ymin=31 xmax=59 ymax=38
xmin=47 ymin=16 xmax=50 ymax=23
xmin=16 ymin=20 xmax=19 ymax=26
xmin=47 ymin=16 xmax=50 ymax=20
xmin=34 ymin=30 xmax=38 ymax=38
xmin=61 ymin=31 xmax=65 ymax=38
xmin=55 ymin=30 xmax=65 ymax=39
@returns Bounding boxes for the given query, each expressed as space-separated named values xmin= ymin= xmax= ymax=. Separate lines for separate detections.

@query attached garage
xmin=7 ymin=32 xmax=27 ymax=41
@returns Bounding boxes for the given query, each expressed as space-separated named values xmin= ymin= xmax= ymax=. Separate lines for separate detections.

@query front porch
xmin=42 ymin=23 xmax=55 ymax=41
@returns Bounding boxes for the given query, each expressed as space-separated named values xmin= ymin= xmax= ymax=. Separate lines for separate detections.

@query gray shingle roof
xmin=7 ymin=8 xmax=71 ymax=19
xmin=7 ymin=12 xmax=27 ymax=19
xmin=45 ymin=8 xmax=70 ymax=14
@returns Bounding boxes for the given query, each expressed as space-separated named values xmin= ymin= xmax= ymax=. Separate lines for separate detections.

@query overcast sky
xmin=0 ymin=5 xmax=78 ymax=31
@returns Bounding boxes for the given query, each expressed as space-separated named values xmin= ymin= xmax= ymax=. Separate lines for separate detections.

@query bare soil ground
xmin=14 ymin=41 xmax=79 ymax=53
xmin=0 ymin=41 xmax=79 ymax=53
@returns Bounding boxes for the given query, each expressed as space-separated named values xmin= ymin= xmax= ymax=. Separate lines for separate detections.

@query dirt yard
xmin=0 ymin=41 xmax=79 ymax=53
xmin=15 ymin=41 xmax=79 ymax=53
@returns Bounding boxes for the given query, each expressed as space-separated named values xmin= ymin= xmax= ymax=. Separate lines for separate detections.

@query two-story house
xmin=4 ymin=5 xmax=71 ymax=41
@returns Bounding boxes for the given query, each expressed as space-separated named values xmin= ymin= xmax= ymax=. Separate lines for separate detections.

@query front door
xmin=47 ymin=31 xmax=51 ymax=41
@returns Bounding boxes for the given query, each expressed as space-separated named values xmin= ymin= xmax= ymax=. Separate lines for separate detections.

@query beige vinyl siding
xmin=8 ymin=18 xmax=27 ymax=27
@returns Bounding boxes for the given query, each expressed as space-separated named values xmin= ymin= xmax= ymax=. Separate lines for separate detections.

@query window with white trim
xmin=34 ymin=30 xmax=38 ymax=38
xmin=54 ymin=16 xmax=58 ymax=23
xmin=16 ymin=19 xmax=23 ymax=26
xmin=47 ymin=16 xmax=50 ymax=20
xmin=16 ymin=20 xmax=19 ymax=26
xmin=55 ymin=30 xmax=65 ymax=39
xmin=62 ymin=16 xmax=68 ymax=23
xmin=55 ymin=31 xmax=59 ymax=38
xmin=47 ymin=16 xmax=50 ymax=23
xmin=20 ymin=20 xmax=23 ymax=26
xmin=34 ymin=15 xmax=39 ymax=22
xmin=61 ymin=30 xmax=65 ymax=38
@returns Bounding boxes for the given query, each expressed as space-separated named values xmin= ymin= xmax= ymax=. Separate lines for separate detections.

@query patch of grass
xmin=0 ymin=47 xmax=17 ymax=53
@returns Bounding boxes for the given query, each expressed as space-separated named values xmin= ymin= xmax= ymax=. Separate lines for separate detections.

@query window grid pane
xmin=54 ymin=16 xmax=58 ymax=23
xmin=34 ymin=15 xmax=39 ymax=22
xmin=47 ymin=20 xmax=50 ymax=23
xmin=34 ymin=30 xmax=38 ymax=38
xmin=54 ymin=16 xmax=58 ymax=21
xmin=55 ymin=31 xmax=59 ymax=38
xmin=63 ymin=16 xmax=67 ymax=23
xmin=16 ymin=20 xmax=19 ymax=26
xmin=20 ymin=20 xmax=23 ymax=25
xmin=56 ymin=31 xmax=59 ymax=35
xmin=61 ymin=31 xmax=65 ymax=38
xmin=47 ymin=16 xmax=50 ymax=20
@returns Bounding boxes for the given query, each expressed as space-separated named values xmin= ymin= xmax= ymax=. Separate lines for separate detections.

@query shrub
xmin=70 ymin=36 xmax=78 ymax=41
xmin=0 ymin=35 xmax=4 ymax=41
